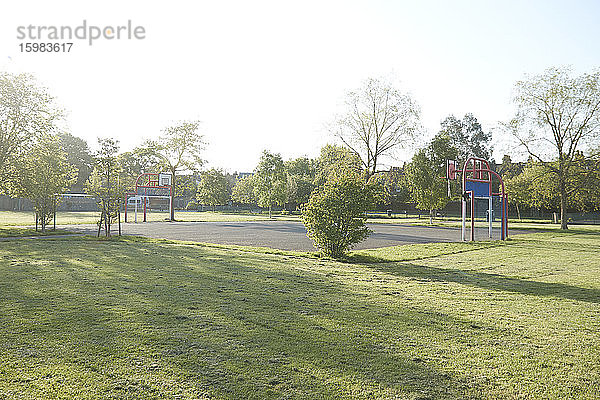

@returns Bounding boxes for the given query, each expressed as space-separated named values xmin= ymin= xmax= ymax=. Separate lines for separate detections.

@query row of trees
xmin=0 ymin=72 xmax=206 ymax=234
xmin=398 ymin=68 xmax=600 ymax=228
xmin=1 ymin=73 xmax=74 ymax=231
xmin=192 ymin=145 xmax=361 ymax=218
xmin=2 ymin=66 xmax=599 ymax=240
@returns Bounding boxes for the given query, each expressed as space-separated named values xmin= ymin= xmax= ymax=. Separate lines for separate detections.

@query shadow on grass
xmin=343 ymin=242 xmax=503 ymax=264
xmin=0 ymin=238 xmax=490 ymax=399
xmin=366 ymin=262 xmax=600 ymax=304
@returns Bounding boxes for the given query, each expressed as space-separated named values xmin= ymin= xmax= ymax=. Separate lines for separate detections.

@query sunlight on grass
xmin=0 ymin=210 xmax=300 ymax=226
xmin=0 ymin=231 xmax=599 ymax=398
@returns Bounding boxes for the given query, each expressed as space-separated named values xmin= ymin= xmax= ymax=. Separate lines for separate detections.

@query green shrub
xmin=301 ymin=171 xmax=381 ymax=258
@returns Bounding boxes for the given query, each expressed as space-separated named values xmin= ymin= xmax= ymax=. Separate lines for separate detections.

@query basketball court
xmin=65 ymin=159 xmax=518 ymax=251
xmin=61 ymin=220 xmax=523 ymax=251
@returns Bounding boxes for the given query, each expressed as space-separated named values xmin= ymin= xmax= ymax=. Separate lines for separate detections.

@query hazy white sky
xmin=2 ymin=0 xmax=600 ymax=171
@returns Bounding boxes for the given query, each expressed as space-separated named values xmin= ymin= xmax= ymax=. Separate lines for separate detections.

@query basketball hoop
xmin=446 ymin=160 xmax=457 ymax=180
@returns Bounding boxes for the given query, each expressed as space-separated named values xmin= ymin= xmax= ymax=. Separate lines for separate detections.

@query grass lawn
xmin=367 ymin=215 xmax=600 ymax=233
xmin=0 ymin=226 xmax=73 ymax=238
xmin=0 ymin=211 xmax=299 ymax=226
xmin=1 ymin=231 xmax=599 ymax=399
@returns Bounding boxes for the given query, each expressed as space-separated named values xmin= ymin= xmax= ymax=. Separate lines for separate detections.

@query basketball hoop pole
xmin=471 ymin=191 xmax=475 ymax=241
xmin=459 ymin=156 xmax=508 ymax=241
xmin=461 ymin=195 xmax=466 ymax=241
xmin=488 ymin=195 xmax=493 ymax=238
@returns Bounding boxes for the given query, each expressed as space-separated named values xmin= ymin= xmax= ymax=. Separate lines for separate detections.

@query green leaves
xmin=253 ymin=151 xmax=287 ymax=214
xmin=9 ymin=135 xmax=76 ymax=231
xmin=151 ymin=120 xmax=205 ymax=174
xmin=85 ymin=138 xmax=125 ymax=236
xmin=405 ymin=140 xmax=451 ymax=221
xmin=302 ymin=171 xmax=378 ymax=258
xmin=508 ymin=67 xmax=600 ymax=228
xmin=197 ymin=168 xmax=229 ymax=208
xmin=0 ymin=72 xmax=62 ymax=194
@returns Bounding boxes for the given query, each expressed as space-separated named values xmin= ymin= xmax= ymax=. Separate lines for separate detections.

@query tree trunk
xmin=106 ymin=200 xmax=111 ymax=237
xmin=559 ymin=179 xmax=568 ymax=230
xmin=104 ymin=214 xmax=108 ymax=237
xmin=269 ymin=205 xmax=272 ymax=219
xmin=97 ymin=212 xmax=102 ymax=237
xmin=560 ymin=194 xmax=568 ymax=230
xmin=516 ymin=203 xmax=521 ymax=222
xmin=429 ymin=209 xmax=433 ymax=225
xmin=170 ymin=169 xmax=176 ymax=221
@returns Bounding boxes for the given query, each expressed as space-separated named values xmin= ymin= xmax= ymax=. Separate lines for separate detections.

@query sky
xmin=2 ymin=0 xmax=600 ymax=172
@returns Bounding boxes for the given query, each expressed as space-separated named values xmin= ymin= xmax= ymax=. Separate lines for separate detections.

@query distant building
xmin=234 ymin=172 xmax=254 ymax=180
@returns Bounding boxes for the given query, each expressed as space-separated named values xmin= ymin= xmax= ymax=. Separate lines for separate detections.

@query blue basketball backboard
xmin=465 ymin=180 xmax=490 ymax=198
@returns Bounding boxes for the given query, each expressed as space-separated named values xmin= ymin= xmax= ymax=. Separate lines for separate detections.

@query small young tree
xmin=145 ymin=121 xmax=205 ymax=221
xmin=197 ymin=168 xmax=229 ymax=211
xmin=301 ymin=170 xmax=382 ymax=258
xmin=9 ymin=136 xmax=76 ymax=232
xmin=85 ymin=138 xmax=125 ymax=237
xmin=253 ymin=150 xmax=287 ymax=218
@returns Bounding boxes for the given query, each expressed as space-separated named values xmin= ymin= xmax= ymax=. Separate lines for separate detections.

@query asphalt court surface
xmin=62 ymin=220 xmax=521 ymax=251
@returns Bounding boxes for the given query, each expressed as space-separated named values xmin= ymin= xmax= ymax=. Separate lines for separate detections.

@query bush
xmin=301 ymin=171 xmax=381 ymax=258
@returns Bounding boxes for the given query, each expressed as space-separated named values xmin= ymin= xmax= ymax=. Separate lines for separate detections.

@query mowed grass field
xmin=1 ymin=231 xmax=599 ymax=399
xmin=0 ymin=211 xmax=299 ymax=227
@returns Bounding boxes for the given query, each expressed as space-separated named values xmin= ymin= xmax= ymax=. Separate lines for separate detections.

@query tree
xmin=145 ymin=121 xmax=205 ymax=221
xmin=381 ymin=166 xmax=411 ymax=206
xmin=439 ymin=114 xmax=492 ymax=167
xmin=506 ymin=156 xmax=600 ymax=221
xmin=284 ymin=157 xmax=316 ymax=211
xmin=405 ymin=153 xmax=446 ymax=224
xmin=504 ymin=165 xmax=535 ymax=221
xmin=0 ymin=72 xmax=60 ymax=193
xmin=405 ymin=132 xmax=457 ymax=223
xmin=506 ymin=67 xmax=600 ymax=229
xmin=197 ymin=168 xmax=229 ymax=211
xmin=231 ymin=176 xmax=256 ymax=206
xmin=301 ymin=170 xmax=382 ymax=258
xmin=118 ymin=147 xmax=162 ymax=188
xmin=497 ymin=155 xmax=522 ymax=180
xmin=314 ymin=144 xmax=363 ymax=187
xmin=85 ymin=138 xmax=125 ymax=237
xmin=331 ymin=78 xmax=421 ymax=179
xmin=9 ymin=136 xmax=76 ymax=232
xmin=253 ymin=151 xmax=287 ymax=218
xmin=57 ymin=132 xmax=94 ymax=192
